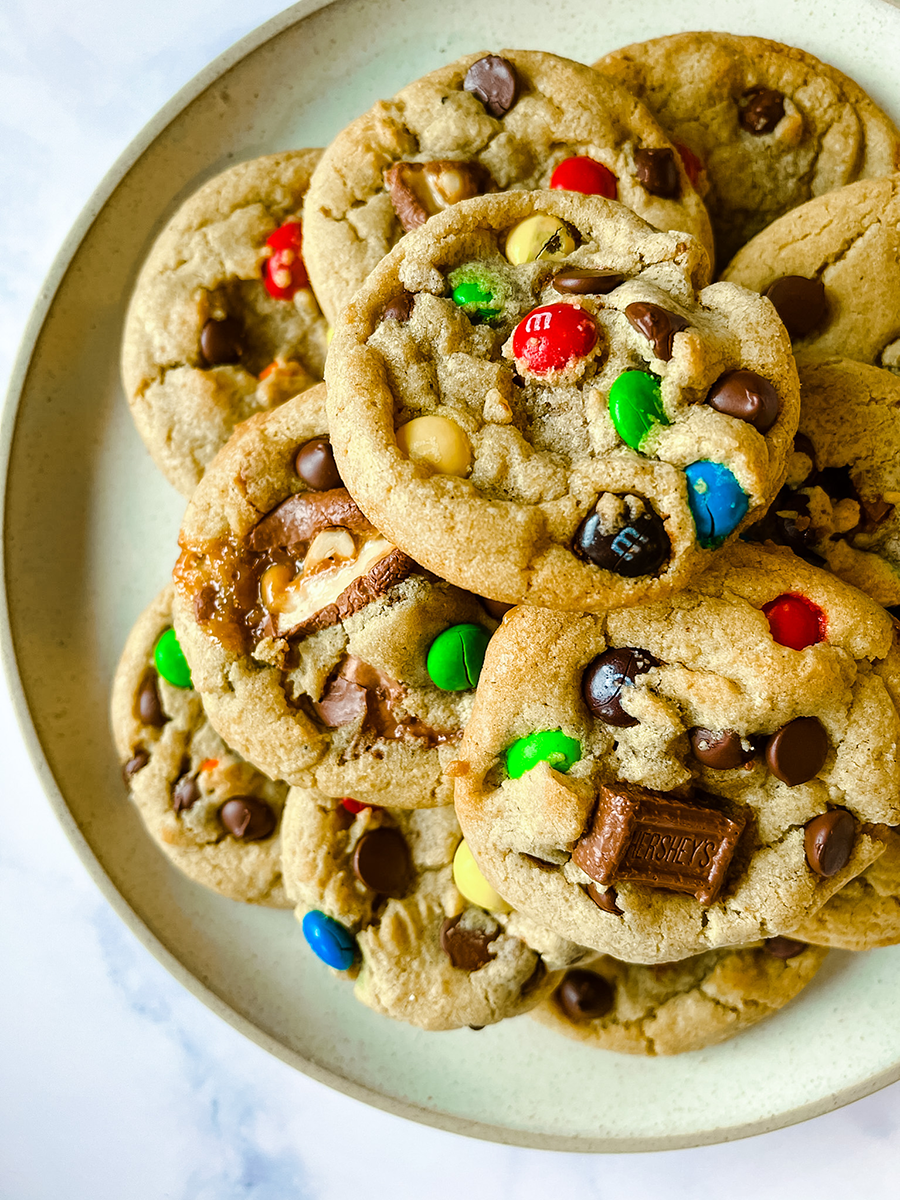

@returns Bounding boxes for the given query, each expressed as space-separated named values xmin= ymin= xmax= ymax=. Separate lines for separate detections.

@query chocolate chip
xmin=122 ymin=749 xmax=149 ymax=782
xmin=137 ymin=671 xmax=167 ymax=727
xmin=739 ymin=87 xmax=785 ymax=134
xmin=574 ymin=507 xmax=670 ymax=577
xmin=520 ymin=958 xmax=547 ymax=996
xmin=200 ymin=316 xmax=243 ymax=366
xmin=381 ymin=291 xmax=414 ymax=322
xmin=624 ymin=301 xmax=690 ymax=361
xmin=552 ymin=269 xmax=625 ymax=296
xmin=764 ymin=276 xmax=827 ymax=340
xmin=690 ymin=728 xmax=755 ymax=770
xmin=581 ymin=647 xmax=658 ymax=727
xmin=587 ymin=883 xmax=623 ymax=915
xmin=765 ymin=717 xmax=829 ymax=786
xmin=219 ymin=796 xmax=277 ymax=841
xmin=706 ymin=370 xmax=780 ymax=433
xmin=804 ymin=810 xmax=857 ymax=877
xmin=765 ymin=936 xmax=807 ymax=960
xmin=352 ymin=826 xmax=412 ymax=898
xmin=555 ymin=970 xmax=615 ymax=1022
xmin=440 ymin=914 xmax=498 ymax=971
xmin=294 ymin=438 xmax=342 ymax=491
xmin=634 ymin=147 xmax=680 ymax=198
xmin=463 ymin=54 xmax=520 ymax=117
xmin=172 ymin=773 xmax=200 ymax=813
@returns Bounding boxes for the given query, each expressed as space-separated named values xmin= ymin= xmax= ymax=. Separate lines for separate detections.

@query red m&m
xmin=341 ymin=797 xmax=376 ymax=815
xmin=511 ymin=304 xmax=599 ymax=375
xmin=674 ymin=143 xmax=703 ymax=189
xmin=763 ymin=593 xmax=826 ymax=650
xmin=262 ymin=221 xmax=309 ymax=300
xmin=550 ymin=156 xmax=617 ymax=199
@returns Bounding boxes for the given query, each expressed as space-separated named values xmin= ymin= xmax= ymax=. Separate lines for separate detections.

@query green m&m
xmin=154 ymin=627 xmax=192 ymax=689
xmin=505 ymin=729 xmax=581 ymax=779
xmin=426 ymin=623 xmax=491 ymax=691
xmin=609 ymin=369 xmax=669 ymax=451
xmin=448 ymin=266 xmax=504 ymax=323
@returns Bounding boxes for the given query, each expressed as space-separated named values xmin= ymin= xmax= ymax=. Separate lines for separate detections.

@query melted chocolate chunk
xmin=764 ymin=276 xmax=827 ymax=340
xmin=586 ymin=883 xmax=623 ymax=915
xmin=219 ymin=796 xmax=277 ymax=841
xmin=739 ymin=87 xmax=786 ymax=134
xmin=706 ymin=370 xmax=780 ymax=432
xmin=634 ymin=147 xmax=680 ymax=198
xmin=247 ymin=488 xmax=373 ymax=553
xmin=765 ymin=936 xmax=807 ymax=960
xmin=314 ymin=656 xmax=453 ymax=746
xmin=690 ymin=728 xmax=755 ymax=770
xmin=463 ymin=54 xmax=520 ymax=117
xmin=200 ymin=316 xmax=243 ymax=366
xmin=582 ymin=647 xmax=659 ymax=727
xmin=555 ymin=970 xmax=615 ymax=1021
xmin=552 ymin=269 xmax=625 ymax=295
xmin=440 ymin=914 xmax=498 ymax=971
xmin=804 ymin=810 xmax=857 ymax=877
xmin=624 ymin=301 xmax=689 ymax=361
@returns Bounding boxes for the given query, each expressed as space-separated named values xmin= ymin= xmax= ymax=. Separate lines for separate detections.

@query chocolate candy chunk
xmin=764 ymin=276 xmax=827 ymax=340
xmin=739 ymin=87 xmax=785 ymax=135
xmin=552 ymin=269 xmax=625 ymax=296
xmin=574 ymin=506 xmax=670 ymax=577
xmin=706 ymin=370 xmax=780 ymax=433
xmin=384 ymin=160 xmax=494 ymax=232
xmin=122 ymin=749 xmax=149 ymax=782
xmin=690 ymin=728 xmax=755 ymax=770
xmin=804 ymin=810 xmax=856 ymax=877
xmin=248 ymin=487 xmax=373 ymax=552
xmin=352 ymin=826 xmax=412 ymax=898
xmin=172 ymin=773 xmax=200 ymax=813
xmin=581 ymin=647 xmax=658 ymax=728
xmin=743 ymin=487 xmax=824 ymax=566
xmin=219 ymin=796 xmax=277 ymax=841
xmin=200 ymin=316 xmax=243 ymax=366
xmin=316 ymin=655 xmax=451 ymax=745
xmin=520 ymin=959 xmax=547 ymax=996
xmin=624 ymin=302 xmax=689 ymax=362
xmin=572 ymin=782 xmax=745 ymax=905
xmin=765 ymin=936 xmax=807 ymax=960
xmin=380 ymin=291 xmax=415 ymax=323
xmin=294 ymin=438 xmax=342 ymax=491
xmin=463 ymin=54 xmax=520 ymax=117
xmin=586 ymin=883 xmax=623 ymax=915
xmin=634 ymin=147 xmax=679 ymax=198
xmin=765 ymin=717 xmax=829 ymax=786
xmin=439 ymin=914 xmax=498 ymax=971
xmin=555 ymin=970 xmax=615 ymax=1022
xmin=137 ymin=671 xmax=167 ymax=727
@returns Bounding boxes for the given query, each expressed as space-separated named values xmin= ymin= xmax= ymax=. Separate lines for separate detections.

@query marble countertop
xmin=4 ymin=1 xmax=900 ymax=1194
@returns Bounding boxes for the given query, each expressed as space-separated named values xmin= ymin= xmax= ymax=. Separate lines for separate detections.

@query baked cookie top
xmin=282 ymin=788 xmax=586 ymax=1031
xmin=597 ymin=32 xmax=900 ymax=265
xmin=746 ymin=359 xmax=900 ymax=607
xmin=454 ymin=543 xmax=900 ymax=963
xmin=325 ymin=189 xmax=798 ymax=611
xmin=721 ymin=175 xmax=900 ymax=370
xmin=173 ymin=385 xmax=499 ymax=802
xmin=303 ymin=48 xmax=714 ymax=322
xmin=122 ymin=151 xmax=328 ymax=495
xmin=110 ymin=586 xmax=289 ymax=906
xmin=533 ymin=939 xmax=827 ymax=1056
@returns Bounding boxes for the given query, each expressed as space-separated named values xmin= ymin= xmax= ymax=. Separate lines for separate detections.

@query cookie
xmin=533 ymin=939 xmax=828 ymax=1055
xmin=454 ymin=543 xmax=900 ymax=964
xmin=110 ymin=586 xmax=289 ymax=905
xmin=281 ymin=787 xmax=586 ymax=1030
xmin=596 ymin=33 xmax=900 ymax=265
xmin=325 ymin=189 xmax=799 ymax=611
xmin=303 ymin=48 xmax=715 ymax=323
xmin=173 ymin=384 xmax=499 ymax=802
xmin=721 ymin=175 xmax=900 ymax=369
xmin=122 ymin=151 xmax=328 ymax=495
xmin=790 ymin=829 xmax=900 ymax=950
xmin=745 ymin=359 xmax=900 ymax=607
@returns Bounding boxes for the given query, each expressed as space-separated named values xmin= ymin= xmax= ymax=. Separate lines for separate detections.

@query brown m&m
xmin=804 ymin=810 xmax=857 ymax=877
xmin=351 ymin=826 xmax=413 ymax=897
xmin=219 ymin=796 xmax=277 ymax=840
xmin=554 ymin=970 xmax=615 ymax=1022
xmin=765 ymin=717 xmax=829 ymax=786
xmin=706 ymin=370 xmax=780 ymax=432
xmin=581 ymin=647 xmax=658 ymax=727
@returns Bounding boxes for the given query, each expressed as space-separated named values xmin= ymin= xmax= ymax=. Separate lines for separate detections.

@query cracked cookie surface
xmin=110 ymin=586 xmax=289 ymax=905
xmin=454 ymin=543 xmax=900 ymax=963
xmin=596 ymin=32 xmax=900 ymax=265
xmin=303 ymin=48 xmax=714 ymax=323
xmin=122 ymin=151 xmax=328 ymax=495
xmin=325 ymin=189 xmax=798 ymax=611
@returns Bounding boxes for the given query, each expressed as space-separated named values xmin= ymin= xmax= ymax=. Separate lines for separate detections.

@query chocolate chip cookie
xmin=303 ymin=48 xmax=714 ymax=323
xmin=110 ymin=586 xmax=289 ymax=905
xmin=325 ymin=189 xmax=799 ymax=611
xmin=172 ymin=384 xmax=499 ymax=802
xmin=281 ymin=787 xmax=586 ymax=1030
xmin=597 ymin=33 xmax=900 ymax=265
xmin=122 ymin=151 xmax=328 ymax=495
xmin=533 ymin=940 xmax=827 ymax=1055
xmin=745 ymin=359 xmax=900 ymax=607
xmin=454 ymin=543 xmax=900 ymax=964
xmin=721 ymin=175 xmax=900 ymax=368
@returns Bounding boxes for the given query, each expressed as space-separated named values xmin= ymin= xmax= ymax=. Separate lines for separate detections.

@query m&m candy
xmin=154 ymin=628 xmax=192 ymax=689
xmin=511 ymin=304 xmax=598 ymax=375
xmin=301 ymin=910 xmax=357 ymax=970
xmin=505 ymin=729 xmax=582 ymax=779
xmin=262 ymin=222 xmax=309 ymax=300
xmin=608 ymin=370 xmax=669 ymax=451
xmin=550 ymin=156 xmax=618 ymax=198
xmin=685 ymin=461 xmax=749 ymax=548
xmin=763 ymin=593 xmax=826 ymax=650
xmin=426 ymin=623 xmax=491 ymax=690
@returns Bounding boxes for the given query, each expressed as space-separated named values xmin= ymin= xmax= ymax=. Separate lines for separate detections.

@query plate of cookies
xmin=6 ymin=0 xmax=900 ymax=1152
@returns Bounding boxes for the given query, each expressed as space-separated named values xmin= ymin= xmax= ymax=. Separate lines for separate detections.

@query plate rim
xmin=4 ymin=0 xmax=900 ymax=1153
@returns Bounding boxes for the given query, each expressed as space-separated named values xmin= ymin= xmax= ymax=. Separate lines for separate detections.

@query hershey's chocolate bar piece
xmin=572 ymin=782 xmax=744 ymax=904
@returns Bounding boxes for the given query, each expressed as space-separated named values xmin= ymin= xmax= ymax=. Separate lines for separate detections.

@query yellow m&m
xmin=395 ymin=414 xmax=472 ymax=476
xmin=452 ymin=839 xmax=511 ymax=912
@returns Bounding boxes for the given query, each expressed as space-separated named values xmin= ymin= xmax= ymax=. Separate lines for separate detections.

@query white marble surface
xmin=5 ymin=1 xmax=900 ymax=1194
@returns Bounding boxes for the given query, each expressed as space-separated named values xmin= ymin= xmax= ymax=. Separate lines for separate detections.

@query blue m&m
xmin=685 ymin=461 xmax=749 ymax=548
xmin=301 ymin=910 xmax=357 ymax=970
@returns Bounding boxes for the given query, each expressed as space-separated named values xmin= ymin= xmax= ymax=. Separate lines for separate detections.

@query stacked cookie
xmin=114 ymin=41 xmax=900 ymax=1053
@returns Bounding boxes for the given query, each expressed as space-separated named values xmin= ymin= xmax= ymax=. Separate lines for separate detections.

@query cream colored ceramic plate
xmin=4 ymin=0 xmax=900 ymax=1152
